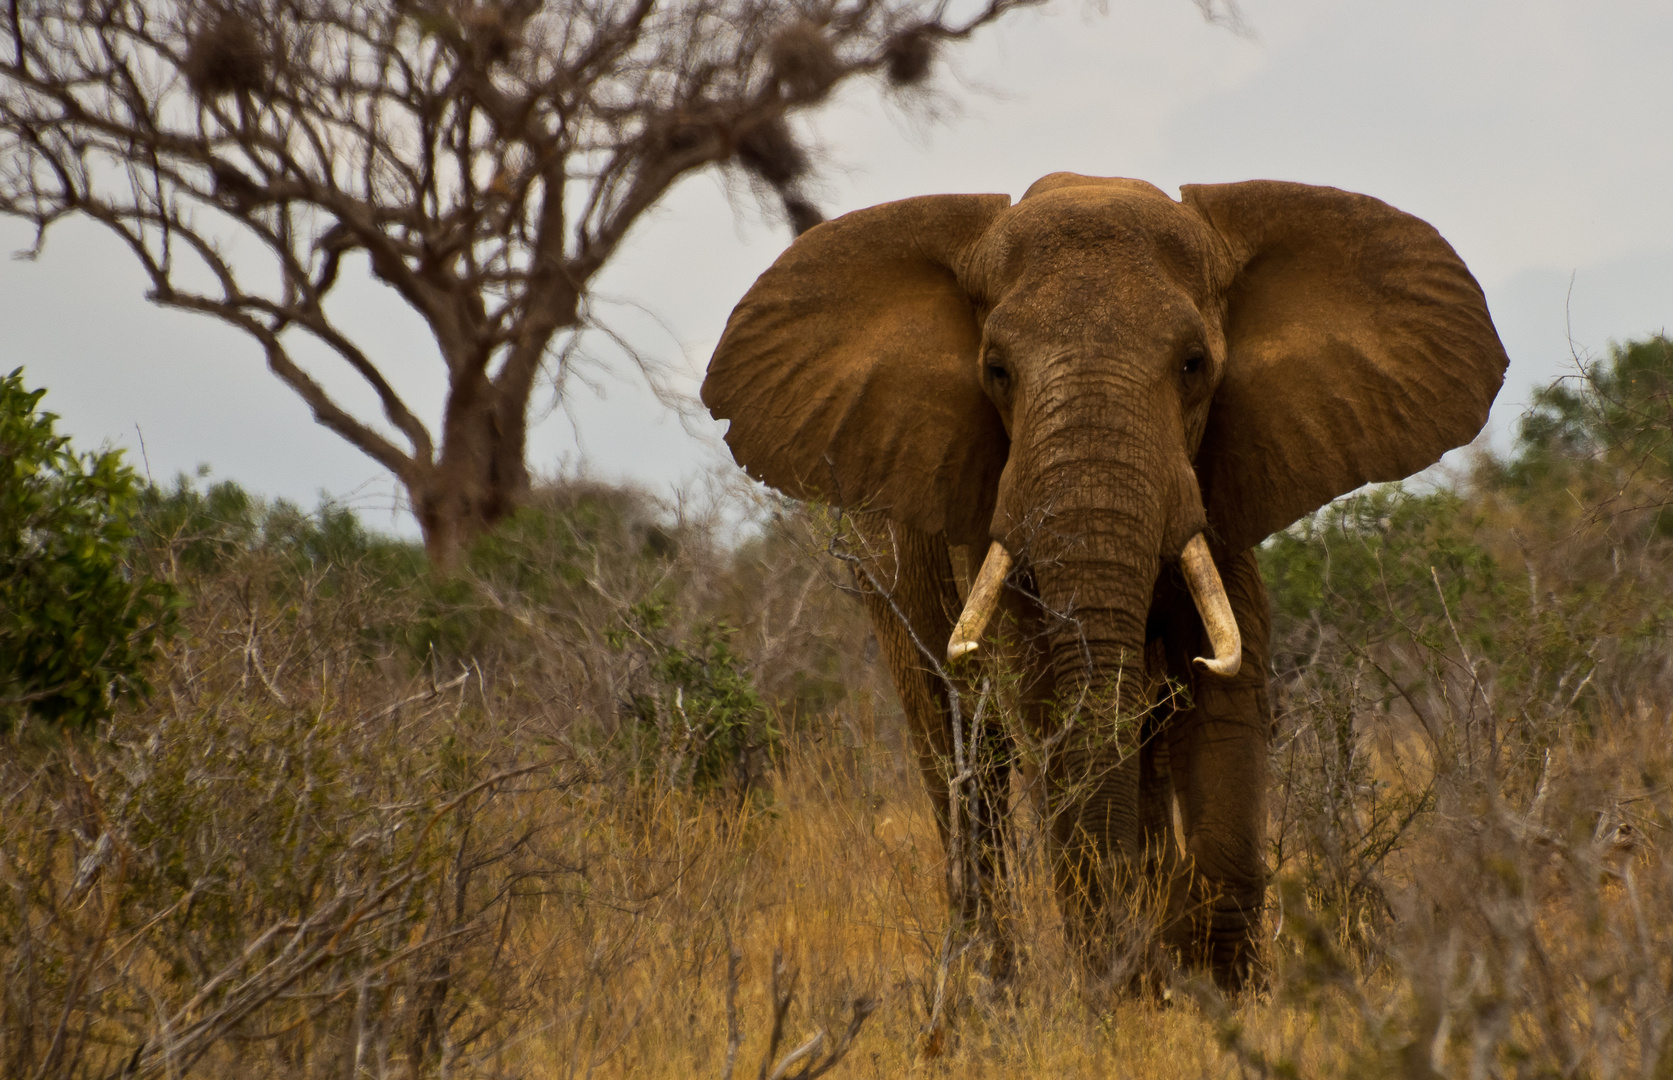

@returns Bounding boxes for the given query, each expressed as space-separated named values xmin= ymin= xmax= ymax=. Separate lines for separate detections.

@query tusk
xmin=1180 ymin=533 xmax=1242 ymax=678
xmin=947 ymin=541 xmax=1013 ymax=662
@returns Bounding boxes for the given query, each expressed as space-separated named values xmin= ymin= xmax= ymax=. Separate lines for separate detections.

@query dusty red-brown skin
xmin=703 ymin=174 xmax=1507 ymax=989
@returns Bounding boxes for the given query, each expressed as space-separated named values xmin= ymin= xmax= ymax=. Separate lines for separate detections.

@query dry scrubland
xmin=6 ymin=339 xmax=1673 ymax=1078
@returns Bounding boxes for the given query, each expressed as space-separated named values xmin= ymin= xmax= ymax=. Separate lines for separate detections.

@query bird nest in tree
xmin=457 ymin=3 xmax=528 ymax=67
xmin=768 ymin=19 xmax=839 ymax=101
xmin=884 ymin=25 xmax=936 ymax=87
xmin=182 ymin=14 xmax=270 ymax=98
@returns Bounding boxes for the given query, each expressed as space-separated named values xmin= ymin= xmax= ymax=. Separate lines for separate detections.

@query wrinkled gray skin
xmin=702 ymin=174 xmax=1508 ymax=989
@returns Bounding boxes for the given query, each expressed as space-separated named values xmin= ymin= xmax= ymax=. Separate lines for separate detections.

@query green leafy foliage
xmin=136 ymin=471 xmax=424 ymax=583
xmin=609 ymin=596 xmax=778 ymax=795
xmin=0 ymin=369 xmax=176 ymax=730
xmin=1479 ymin=335 xmax=1673 ymax=714
xmin=127 ymin=474 xmax=811 ymax=803
xmin=394 ymin=483 xmax=679 ymax=667
xmin=1504 ymin=333 xmax=1673 ymax=497
xmin=1261 ymin=485 xmax=1501 ymax=663
xmin=717 ymin=513 xmax=857 ymax=720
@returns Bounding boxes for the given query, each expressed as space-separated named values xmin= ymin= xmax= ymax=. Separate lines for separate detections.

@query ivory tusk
xmin=947 ymin=541 xmax=1013 ymax=662
xmin=1179 ymin=533 xmax=1242 ymax=678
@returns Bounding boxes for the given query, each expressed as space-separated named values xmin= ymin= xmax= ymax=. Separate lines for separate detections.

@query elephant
xmin=701 ymin=173 xmax=1508 ymax=990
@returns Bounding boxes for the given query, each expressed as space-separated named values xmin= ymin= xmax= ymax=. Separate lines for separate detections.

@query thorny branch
xmin=729 ymin=948 xmax=877 ymax=1080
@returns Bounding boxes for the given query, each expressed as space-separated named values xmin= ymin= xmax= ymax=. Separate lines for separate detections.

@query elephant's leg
xmin=1163 ymin=548 xmax=1273 ymax=990
xmin=848 ymin=516 xmax=1015 ymax=979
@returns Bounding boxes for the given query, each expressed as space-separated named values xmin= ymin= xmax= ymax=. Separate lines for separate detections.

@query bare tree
xmin=0 ymin=0 xmax=1047 ymax=566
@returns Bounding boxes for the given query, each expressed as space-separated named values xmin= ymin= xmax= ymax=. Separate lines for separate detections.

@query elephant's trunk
xmin=1026 ymin=500 xmax=1156 ymax=961
xmin=989 ymin=371 xmax=1216 ymax=967
xmin=1010 ymin=386 xmax=1166 ymax=696
xmin=1012 ymin=403 xmax=1166 ymax=936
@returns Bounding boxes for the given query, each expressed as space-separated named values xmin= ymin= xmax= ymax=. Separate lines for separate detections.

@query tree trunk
xmin=410 ymin=375 xmax=532 ymax=570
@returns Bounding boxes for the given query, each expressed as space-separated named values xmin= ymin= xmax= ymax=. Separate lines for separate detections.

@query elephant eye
xmin=985 ymin=360 xmax=1011 ymax=388
xmin=1181 ymin=348 xmax=1206 ymax=377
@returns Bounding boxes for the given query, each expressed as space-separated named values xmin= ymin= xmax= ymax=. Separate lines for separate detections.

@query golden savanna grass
xmin=5 ymin=449 xmax=1673 ymax=1078
xmin=505 ymin=704 xmax=1673 ymax=1079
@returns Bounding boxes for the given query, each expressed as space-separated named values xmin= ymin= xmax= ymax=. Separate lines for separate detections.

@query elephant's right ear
xmin=1183 ymin=181 xmax=1509 ymax=553
xmin=702 ymin=194 xmax=1012 ymax=546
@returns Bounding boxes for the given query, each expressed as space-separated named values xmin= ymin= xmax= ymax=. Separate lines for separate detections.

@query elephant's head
xmin=702 ymin=174 xmax=1507 ymax=701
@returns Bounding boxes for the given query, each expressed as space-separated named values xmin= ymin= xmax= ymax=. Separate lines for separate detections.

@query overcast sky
xmin=2 ymin=0 xmax=1669 ymax=535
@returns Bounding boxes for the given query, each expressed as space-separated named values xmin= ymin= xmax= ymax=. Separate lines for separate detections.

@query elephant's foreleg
xmin=850 ymin=516 xmax=1015 ymax=979
xmin=1164 ymin=548 xmax=1273 ymax=990
xmin=1167 ymin=684 xmax=1269 ymax=987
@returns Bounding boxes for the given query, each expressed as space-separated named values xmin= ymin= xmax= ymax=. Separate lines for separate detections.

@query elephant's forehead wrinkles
xmin=985 ymin=240 xmax=1215 ymax=340
xmin=987 ymin=190 xmax=1216 ymax=291
xmin=989 ymin=272 xmax=1205 ymax=354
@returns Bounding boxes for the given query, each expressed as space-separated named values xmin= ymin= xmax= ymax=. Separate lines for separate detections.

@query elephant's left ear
xmin=702 ymin=194 xmax=1011 ymax=546
xmin=1182 ymin=181 xmax=1509 ymax=552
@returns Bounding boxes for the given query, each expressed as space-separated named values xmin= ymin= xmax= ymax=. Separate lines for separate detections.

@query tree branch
xmin=0 ymin=0 xmax=1072 ymax=557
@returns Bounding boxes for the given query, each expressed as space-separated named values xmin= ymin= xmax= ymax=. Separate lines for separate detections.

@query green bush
xmin=610 ymin=596 xmax=778 ymax=796
xmin=0 ymin=369 xmax=175 ymax=731
xmin=392 ymin=483 xmax=675 ymax=668
xmin=136 ymin=471 xmax=424 ymax=583
xmin=1261 ymin=484 xmax=1502 ymax=661
xmin=1501 ymin=333 xmax=1673 ymax=505
xmin=126 ymin=474 xmax=799 ymax=799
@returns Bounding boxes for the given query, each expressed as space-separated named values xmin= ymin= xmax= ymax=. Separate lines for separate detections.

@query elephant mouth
xmin=946 ymin=534 xmax=1241 ymax=677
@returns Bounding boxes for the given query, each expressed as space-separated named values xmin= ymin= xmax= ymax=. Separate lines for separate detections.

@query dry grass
xmin=500 ymin=705 xmax=1673 ymax=1079
xmin=6 ymin=468 xmax=1673 ymax=1078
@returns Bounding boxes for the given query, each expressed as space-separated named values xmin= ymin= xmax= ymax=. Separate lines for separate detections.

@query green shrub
xmin=347 ymin=482 xmax=688 ymax=677
xmin=1501 ymin=333 xmax=1673 ymax=504
xmin=0 ymin=369 xmax=176 ymax=731
xmin=1258 ymin=338 xmax=1673 ymax=950
xmin=136 ymin=471 xmax=424 ymax=583
xmin=127 ymin=475 xmax=805 ymax=798
xmin=610 ymin=596 xmax=778 ymax=796
xmin=1261 ymin=484 xmax=1502 ymax=660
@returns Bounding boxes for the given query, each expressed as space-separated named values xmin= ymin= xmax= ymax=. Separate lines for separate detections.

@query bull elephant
xmin=701 ymin=174 xmax=1507 ymax=989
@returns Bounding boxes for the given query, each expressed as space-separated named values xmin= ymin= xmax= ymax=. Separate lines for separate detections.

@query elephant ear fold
xmin=1182 ymin=181 xmax=1508 ymax=553
xmin=702 ymin=193 xmax=1012 ymax=546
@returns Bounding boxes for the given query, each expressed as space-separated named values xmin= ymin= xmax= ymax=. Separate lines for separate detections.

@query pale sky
xmin=3 ymin=0 xmax=1669 ymax=535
